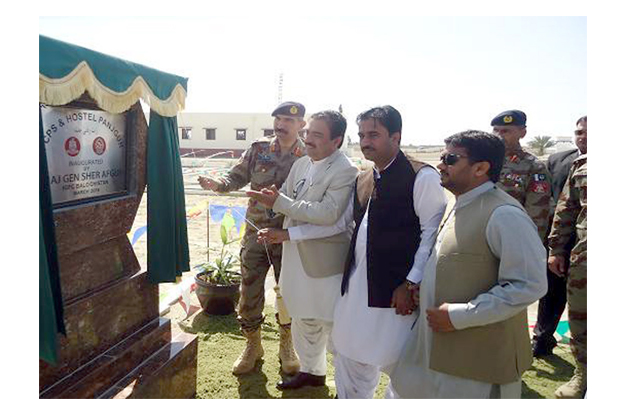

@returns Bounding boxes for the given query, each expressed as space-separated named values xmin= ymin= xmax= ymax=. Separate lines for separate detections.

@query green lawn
xmin=177 ymin=305 xmax=575 ymax=399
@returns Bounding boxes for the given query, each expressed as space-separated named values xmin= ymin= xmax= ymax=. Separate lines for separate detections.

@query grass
xmin=176 ymin=304 xmax=575 ymax=399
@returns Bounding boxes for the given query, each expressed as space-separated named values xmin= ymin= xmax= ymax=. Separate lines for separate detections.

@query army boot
xmin=278 ymin=325 xmax=300 ymax=375
xmin=232 ymin=328 xmax=264 ymax=375
xmin=555 ymin=367 xmax=587 ymax=398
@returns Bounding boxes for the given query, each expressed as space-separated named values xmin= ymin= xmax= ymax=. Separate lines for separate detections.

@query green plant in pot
xmin=194 ymin=211 xmax=243 ymax=315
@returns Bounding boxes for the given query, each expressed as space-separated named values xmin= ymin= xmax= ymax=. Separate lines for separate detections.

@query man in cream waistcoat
xmin=390 ymin=130 xmax=547 ymax=399
xmin=248 ymin=110 xmax=358 ymax=390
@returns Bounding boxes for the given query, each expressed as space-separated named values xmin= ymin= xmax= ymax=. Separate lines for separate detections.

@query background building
xmin=177 ymin=112 xmax=278 ymax=157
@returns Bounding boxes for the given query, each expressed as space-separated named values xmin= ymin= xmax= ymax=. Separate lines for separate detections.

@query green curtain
xmin=39 ymin=107 xmax=66 ymax=365
xmin=147 ymin=111 xmax=190 ymax=283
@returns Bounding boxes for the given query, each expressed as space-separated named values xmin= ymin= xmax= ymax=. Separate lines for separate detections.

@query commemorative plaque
xmin=41 ymin=105 xmax=128 ymax=206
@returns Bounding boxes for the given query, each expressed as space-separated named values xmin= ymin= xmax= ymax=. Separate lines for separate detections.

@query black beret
xmin=271 ymin=101 xmax=305 ymax=117
xmin=491 ymin=110 xmax=527 ymax=127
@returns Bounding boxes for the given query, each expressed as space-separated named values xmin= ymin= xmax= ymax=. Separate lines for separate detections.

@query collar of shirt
xmin=455 ymin=181 xmax=496 ymax=210
xmin=373 ymin=155 xmax=398 ymax=180
xmin=270 ymin=136 xmax=305 ymax=156
xmin=306 ymin=154 xmax=331 ymax=183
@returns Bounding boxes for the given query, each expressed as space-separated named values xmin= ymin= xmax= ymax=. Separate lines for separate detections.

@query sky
xmin=39 ymin=15 xmax=587 ymax=146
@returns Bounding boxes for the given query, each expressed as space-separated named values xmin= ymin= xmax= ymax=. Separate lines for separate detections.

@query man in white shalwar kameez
xmin=249 ymin=110 xmax=358 ymax=390
xmin=318 ymin=106 xmax=447 ymax=399
xmin=390 ymin=130 xmax=547 ymax=399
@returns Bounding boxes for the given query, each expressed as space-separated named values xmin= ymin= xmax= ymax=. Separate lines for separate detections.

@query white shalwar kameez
xmin=390 ymin=181 xmax=547 ymax=399
xmin=328 ymin=165 xmax=447 ymax=398
xmin=278 ymin=155 xmax=349 ymax=376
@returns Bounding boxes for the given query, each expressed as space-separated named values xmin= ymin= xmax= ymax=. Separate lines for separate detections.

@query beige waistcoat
xmin=430 ymin=186 xmax=533 ymax=385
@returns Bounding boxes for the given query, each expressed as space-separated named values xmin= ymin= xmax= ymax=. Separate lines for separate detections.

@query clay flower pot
xmin=194 ymin=271 xmax=240 ymax=315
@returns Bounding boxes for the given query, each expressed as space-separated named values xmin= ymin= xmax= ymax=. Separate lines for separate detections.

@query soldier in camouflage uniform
xmin=548 ymin=131 xmax=587 ymax=399
xmin=491 ymin=110 xmax=553 ymax=241
xmin=198 ymin=101 xmax=307 ymax=375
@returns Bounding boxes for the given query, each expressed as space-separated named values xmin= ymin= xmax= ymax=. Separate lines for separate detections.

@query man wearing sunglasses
xmin=491 ymin=110 xmax=552 ymax=242
xmin=532 ymin=116 xmax=587 ymax=359
xmin=390 ymin=130 xmax=547 ymax=398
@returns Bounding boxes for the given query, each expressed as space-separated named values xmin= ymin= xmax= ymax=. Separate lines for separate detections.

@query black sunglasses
xmin=440 ymin=153 xmax=468 ymax=166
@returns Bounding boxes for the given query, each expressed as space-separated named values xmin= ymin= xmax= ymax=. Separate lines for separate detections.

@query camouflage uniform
xmin=496 ymin=147 xmax=553 ymax=241
xmin=216 ymin=136 xmax=306 ymax=333
xmin=548 ymin=155 xmax=587 ymax=373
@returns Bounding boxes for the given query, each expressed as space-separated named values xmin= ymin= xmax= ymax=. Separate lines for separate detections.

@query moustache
xmin=275 ymin=128 xmax=287 ymax=134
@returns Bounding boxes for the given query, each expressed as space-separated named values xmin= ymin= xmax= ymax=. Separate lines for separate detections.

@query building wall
xmin=177 ymin=112 xmax=276 ymax=157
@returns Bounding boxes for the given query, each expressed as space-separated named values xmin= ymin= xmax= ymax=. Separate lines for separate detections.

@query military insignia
xmin=534 ymin=174 xmax=547 ymax=181
xmin=290 ymin=106 xmax=298 ymax=115
xmin=257 ymin=153 xmax=271 ymax=162
xmin=530 ymin=182 xmax=549 ymax=193
xmin=508 ymin=154 xmax=519 ymax=163
xmin=504 ymin=115 xmax=513 ymax=123
xmin=270 ymin=141 xmax=277 ymax=152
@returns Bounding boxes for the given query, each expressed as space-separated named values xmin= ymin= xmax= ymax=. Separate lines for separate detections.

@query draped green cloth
xmin=147 ymin=111 xmax=190 ymax=283
xmin=39 ymin=35 xmax=190 ymax=363
xmin=39 ymin=108 xmax=66 ymax=365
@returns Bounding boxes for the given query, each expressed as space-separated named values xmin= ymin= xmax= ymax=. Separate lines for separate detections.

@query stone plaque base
xmin=39 ymin=271 xmax=198 ymax=399
xmin=40 ymin=317 xmax=197 ymax=399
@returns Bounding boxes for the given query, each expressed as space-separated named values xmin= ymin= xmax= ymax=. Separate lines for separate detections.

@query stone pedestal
xmin=39 ymin=96 xmax=197 ymax=399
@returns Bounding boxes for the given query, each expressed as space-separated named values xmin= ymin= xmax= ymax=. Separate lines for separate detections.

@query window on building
xmin=263 ymin=129 xmax=274 ymax=137
xmin=181 ymin=127 xmax=192 ymax=140
xmin=205 ymin=128 xmax=216 ymax=140
xmin=236 ymin=129 xmax=247 ymax=141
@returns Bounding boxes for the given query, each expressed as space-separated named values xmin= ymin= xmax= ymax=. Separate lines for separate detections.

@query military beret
xmin=271 ymin=101 xmax=305 ymax=117
xmin=491 ymin=110 xmax=527 ymax=127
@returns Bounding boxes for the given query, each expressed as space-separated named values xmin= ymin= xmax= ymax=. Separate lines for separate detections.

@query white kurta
xmin=279 ymin=155 xmax=346 ymax=322
xmin=279 ymin=242 xmax=343 ymax=321
xmin=391 ymin=181 xmax=548 ymax=399
xmin=330 ymin=166 xmax=447 ymax=367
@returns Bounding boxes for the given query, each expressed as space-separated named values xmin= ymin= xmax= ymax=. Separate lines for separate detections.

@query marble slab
xmin=40 ymin=271 xmax=158 ymax=391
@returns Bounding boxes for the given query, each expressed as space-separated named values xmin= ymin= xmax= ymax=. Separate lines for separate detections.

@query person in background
xmin=532 ymin=116 xmax=587 ymax=357
xmin=548 ymin=117 xmax=588 ymax=398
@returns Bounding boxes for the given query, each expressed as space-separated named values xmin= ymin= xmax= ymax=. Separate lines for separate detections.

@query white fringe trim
xmin=39 ymin=61 xmax=186 ymax=117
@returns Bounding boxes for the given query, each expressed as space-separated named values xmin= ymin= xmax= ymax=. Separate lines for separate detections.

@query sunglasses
xmin=440 ymin=153 xmax=468 ymax=166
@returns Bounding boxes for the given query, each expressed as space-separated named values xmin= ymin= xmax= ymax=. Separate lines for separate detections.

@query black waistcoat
xmin=341 ymin=151 xmax=428 ymax=307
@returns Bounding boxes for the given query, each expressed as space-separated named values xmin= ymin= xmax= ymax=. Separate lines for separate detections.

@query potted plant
xmin=194 ymin=211 xmax=242 ymax=315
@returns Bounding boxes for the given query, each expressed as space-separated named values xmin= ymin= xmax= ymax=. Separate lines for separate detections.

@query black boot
xmin=276 ymin=372 xmax=326 ymax=390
